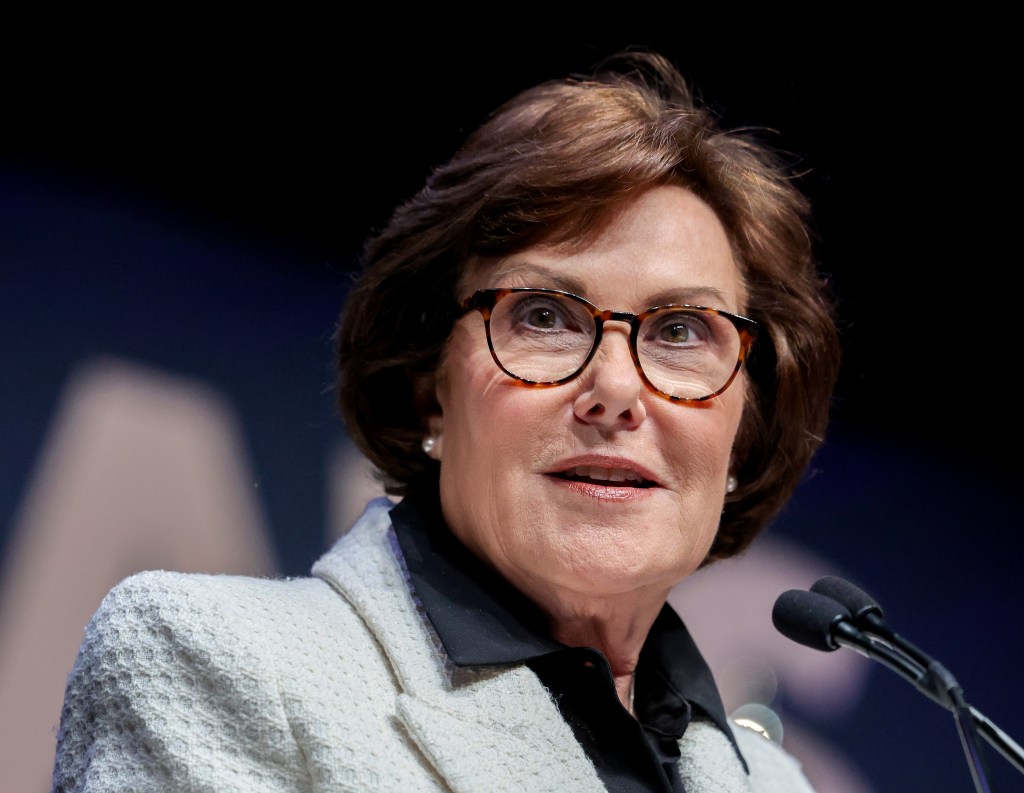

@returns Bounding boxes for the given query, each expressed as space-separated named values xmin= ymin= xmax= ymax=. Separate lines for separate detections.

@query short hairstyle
xmin=336 ymin=49 xmax=841 ymax=562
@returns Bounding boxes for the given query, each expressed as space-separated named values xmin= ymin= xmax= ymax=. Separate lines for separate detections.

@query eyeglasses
xmin=459 ymin=287 xmax=758 ymax=403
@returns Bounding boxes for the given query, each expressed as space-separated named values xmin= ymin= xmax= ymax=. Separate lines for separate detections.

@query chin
xmin=549 ymin=555 xmax=685 ymax=598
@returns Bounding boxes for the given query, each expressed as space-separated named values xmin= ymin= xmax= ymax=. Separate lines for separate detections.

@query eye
xmin=508 ymin=294 xmax=586 ymax=333
xmin=660 ymin=322 xmax=692 ymax=344
xmin=524 ymin=304 xmax=561 ymax=329
xmin=650 ymin=311 xmax=711 ymax=345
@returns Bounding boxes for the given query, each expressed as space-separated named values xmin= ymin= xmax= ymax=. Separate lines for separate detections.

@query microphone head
xmin=810 ymin=575 xmax=884 ymax=622
xmin=772 ymin=589 xmax=852 ymax=652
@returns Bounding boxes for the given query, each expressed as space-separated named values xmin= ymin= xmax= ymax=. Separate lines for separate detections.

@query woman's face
xmin=428 ymin=185 xmax=747 ymax=609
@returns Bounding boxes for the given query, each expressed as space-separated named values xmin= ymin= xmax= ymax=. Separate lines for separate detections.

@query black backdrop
xmin=10 ymin=32 xmax=1020 ymax=464
xmin=3 ymin=27 xmax=1022 ymax=793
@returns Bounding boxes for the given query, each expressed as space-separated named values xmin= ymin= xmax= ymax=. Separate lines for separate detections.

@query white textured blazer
xmin=52 ymin=497 xmax=817 ymax=792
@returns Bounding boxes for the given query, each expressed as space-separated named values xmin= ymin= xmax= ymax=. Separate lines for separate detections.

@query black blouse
xmin=391 ymin=496 xmax=748 ymax=793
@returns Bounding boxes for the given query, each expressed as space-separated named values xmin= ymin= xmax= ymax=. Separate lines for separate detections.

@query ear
xmin=425 ymin=414 xmax=445 ymax=460
xmin=413 ymin=370 xmax=445 ymax=460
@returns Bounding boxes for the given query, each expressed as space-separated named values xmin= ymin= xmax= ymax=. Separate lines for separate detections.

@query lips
xmin=547 ymin=459 xmax=660 ymax=489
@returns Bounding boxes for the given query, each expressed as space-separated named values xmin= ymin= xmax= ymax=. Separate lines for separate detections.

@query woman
xmin=52 ymin=49 xmax=840 ymax=792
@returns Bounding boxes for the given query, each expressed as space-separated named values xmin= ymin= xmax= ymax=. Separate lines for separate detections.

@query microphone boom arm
xmin=842 ymin=611 xmax=1024 ymax=778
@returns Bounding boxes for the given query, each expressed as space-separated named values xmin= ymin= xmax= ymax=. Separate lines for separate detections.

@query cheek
xmin=437 ymin=358 xmax=511 ymax=457
xmin=660 ymin=388 xmax=745 ymax=547
xmin=712 ymin=376 xmax=747 ymax=457
xmin=669 ymin=386 xmax=745 ymax=463
xmin=435 ymin=327 xmax=524 ymax=505
xmin=440 ymin=377 xmax=557 ymax=486
xmin=437 ymin=320 xmax=563 ymax=444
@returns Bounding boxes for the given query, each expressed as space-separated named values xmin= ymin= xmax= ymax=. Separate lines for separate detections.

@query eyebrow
xmin=483 ymin=261 xmax=734 ymax=310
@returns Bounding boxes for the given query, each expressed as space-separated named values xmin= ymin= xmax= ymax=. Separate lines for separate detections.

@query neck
xmin=541 ymin=592 xmax=667 ymax=716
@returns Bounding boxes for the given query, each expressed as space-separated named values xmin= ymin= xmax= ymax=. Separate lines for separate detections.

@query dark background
xmin=9 ymin=31 xmax=1020 ymax=465
xmin=3 ymin=28 xmax=1021 ymax=793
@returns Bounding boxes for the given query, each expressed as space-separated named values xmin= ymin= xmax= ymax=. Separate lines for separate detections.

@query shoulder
xmin=75 ymin=570 xmax=326 ymax=682
xmin=86 ymin=566 xmax=373 ymax=669
xmin=55 ymin=503 xmax=416 ymax=793
xmin=55 ymin=571 xmax=325 ymax=789
xmin=91 ymin=568 xmax=328 ymax=640
xmin=55 ymin=569 xmax=387 ymax=790
xmin=732 ymin=722 xmax=818 ymax=793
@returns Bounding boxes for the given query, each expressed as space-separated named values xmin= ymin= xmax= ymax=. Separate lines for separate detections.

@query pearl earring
xmin=726 ymin=474 xmax=738 ymax=494
xmin=421 ymin=437 xmax=437 ymax=455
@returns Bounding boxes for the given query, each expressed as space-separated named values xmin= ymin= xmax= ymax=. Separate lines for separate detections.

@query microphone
xmin=809 ymin=575 xmax=885 ymax=626
xmin=773 ymin=578 xmax=1024 ymax=790
xmin=771 ymin=588 xmax=938 ymax=701
xmin=809 ymin=575 xmax=929 ymax=667
xmin=770 ymin=588 xmax=850 ymax=651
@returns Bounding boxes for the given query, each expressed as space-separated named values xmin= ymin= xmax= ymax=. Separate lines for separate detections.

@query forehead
xmin=463 ymin=186 xmax=744 ymax=312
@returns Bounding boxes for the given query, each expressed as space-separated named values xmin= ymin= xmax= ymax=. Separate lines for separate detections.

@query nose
xmin=573 ymin=325 xmax=647 ymax=430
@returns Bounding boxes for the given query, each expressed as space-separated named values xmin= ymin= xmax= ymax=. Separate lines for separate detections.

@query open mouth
xmin=551 ymin=465 xmax=657 ymax=488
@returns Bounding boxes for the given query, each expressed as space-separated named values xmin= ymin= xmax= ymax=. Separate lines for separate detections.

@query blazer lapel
xmin=396 ymin=668 xmax=606 ymax=793
xmin=312 ymin=498 xmax=606 ymax=793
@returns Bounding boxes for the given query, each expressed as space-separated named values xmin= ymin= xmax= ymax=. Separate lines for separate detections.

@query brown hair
xmin=336 ymin=49 xmax=840 ymax=561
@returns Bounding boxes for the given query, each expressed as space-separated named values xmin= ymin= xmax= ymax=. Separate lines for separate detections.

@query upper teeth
xmin=569 ymin=466 xmax=645 ymax=483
